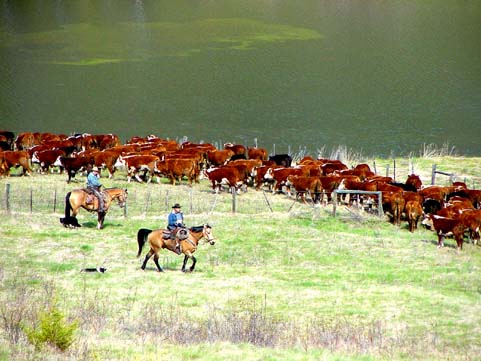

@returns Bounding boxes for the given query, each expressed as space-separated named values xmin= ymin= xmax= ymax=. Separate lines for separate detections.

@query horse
xmin=137 ymin=224 xmax=215 ymax=273
xmin=60 ymin=187 xmax=128 ymax=230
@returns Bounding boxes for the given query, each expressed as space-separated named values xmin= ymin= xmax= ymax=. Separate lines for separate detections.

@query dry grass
xmin=1 ymin=154 xmax=481 ymax=360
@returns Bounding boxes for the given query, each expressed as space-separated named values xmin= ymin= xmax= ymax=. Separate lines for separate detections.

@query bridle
xmin=202 ymin=225 xmax=215 ymax=245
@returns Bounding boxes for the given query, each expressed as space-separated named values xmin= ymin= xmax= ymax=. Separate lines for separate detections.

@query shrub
xmin=23 ymin=305 xmax=78 ymax=352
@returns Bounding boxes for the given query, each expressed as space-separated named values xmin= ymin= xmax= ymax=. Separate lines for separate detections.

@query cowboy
xmin=86 ymin=166 xmax=105 ymax=212
xmin=167 ymin=203 xmax=185 ymax=254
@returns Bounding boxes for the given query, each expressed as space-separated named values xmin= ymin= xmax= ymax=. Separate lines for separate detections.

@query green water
xmin=1 ymin=0 xmax=480 ymax=157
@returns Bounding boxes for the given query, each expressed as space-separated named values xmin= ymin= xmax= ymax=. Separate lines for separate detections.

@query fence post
xmin=431 ymin=164 xmax=436 ymax=185
xmin=393 ymin=159 xmax=396 ymax=181
xmin=53 ymin=189 xmax=57 ymax=213
xmin=332 ymin=190 xmax=337 ymax=217
xmin=385 ymin=164 xmax=390 ymax=178
xmin=5 ymin=183 xmax=10 ymax=213
xmin=189 ymin=188 xmax=193 ymax=214
xmin=377 ymin=191 xmax=383 ymax=218
xmin=373 ymin=160 xmax=377 ymax=175
xmin=145 ymin=190 xmax=150 ymax=214
xmin=231 ymin=187 xmax=236 ymax=213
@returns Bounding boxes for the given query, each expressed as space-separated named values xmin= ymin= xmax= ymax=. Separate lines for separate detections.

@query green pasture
xmin=0 ymin=155 xmax=481 ymax=360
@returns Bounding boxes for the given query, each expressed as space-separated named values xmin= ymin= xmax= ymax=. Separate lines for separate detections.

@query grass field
xmin=0 ymin=155 xmax=480 ymax=360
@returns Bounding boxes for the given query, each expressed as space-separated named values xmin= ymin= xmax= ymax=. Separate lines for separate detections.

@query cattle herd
xmin=1 ymin=130 xmax=480 ymax=251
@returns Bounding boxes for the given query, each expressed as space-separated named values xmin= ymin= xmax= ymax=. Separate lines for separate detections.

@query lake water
xmin=1 ymin=0 xmax=480 ymax=157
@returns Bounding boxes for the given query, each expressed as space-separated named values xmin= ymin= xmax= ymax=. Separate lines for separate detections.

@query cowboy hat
xmin=172 ymin=203 xmax=181 ymax=208
xmin=92 ymin=166 xmax=100 ymax=172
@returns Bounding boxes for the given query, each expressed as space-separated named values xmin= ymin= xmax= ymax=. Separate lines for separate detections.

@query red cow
xmin=458 ymin=209 xmax=481 ymax=245
xmin=247 ymin=147 xmax=268 ymax=161
xmin=0 ymin=150 xmax=32 ymax=176
xmin=254 ymin=165 xmax=276 ymax=191
xmin=382 ymin=191 xmax=405 ymax=226
xmin=115 ymin=155 xmax=160 ymax=183
xmin=264 ymin=167 xmax=308 ymax=194
xmin=207 ymin=149 xmax=235 ymax=167
xmin=31 ymin=149 xmax=66 ymax=173
xmin=224 ymin=143 xmax=247 ymax=157
xmin=93 ymin=150 xmax=121 ymax=179
xmin=285 ymin=175 xmax=322 ymax=204
xmin=321 ymin=161 xmax=348 ymax=175
xmin=318 ymin=175 xmax=343 ymax=203
xmin=157 ymin=158 xmax=199 ymax=186
xmin=405 ymin=200 xmax=423 ymax=232
xmin=424 ymin=214 xmax=466 ymax=250
xmin=205 ymin=166 xmax=243 ymax=193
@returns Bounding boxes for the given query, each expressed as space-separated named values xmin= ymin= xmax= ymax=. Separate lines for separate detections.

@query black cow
xmin=269 ymin=154 xmax=292 ymax=167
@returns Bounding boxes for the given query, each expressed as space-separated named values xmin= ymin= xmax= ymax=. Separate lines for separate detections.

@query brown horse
xmin=137 ymin=224 xmax=215 ymax=272
xmin=60 ymin=187 xmax=128 ymax=230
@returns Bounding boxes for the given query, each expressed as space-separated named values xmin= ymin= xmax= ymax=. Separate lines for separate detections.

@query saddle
xmin=83 ymin=188 xmax=104 ymax=205
xmin=162 ymin=227 xmax=189 ymax=240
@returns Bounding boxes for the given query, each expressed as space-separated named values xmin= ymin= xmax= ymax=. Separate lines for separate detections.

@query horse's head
xmin=116 ymin=188 xmax=128 ymax=208
xmin=202 ymin=224 xmax=215 ymax=245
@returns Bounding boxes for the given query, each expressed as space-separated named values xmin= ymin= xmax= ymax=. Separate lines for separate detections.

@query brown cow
xmin=264 ymin=167 xmax=308 ymax=194
xmin=93 ymin=150 xmax=122 ymax=179
xmin=31 ymin=149 xmax=66 ymax=174
xmin=285 ymin=175 xmax=322 ymax=204
xmin=205 ymin=166 xmax=243 ymax=193
xmin=224 ymin=143 xmax=247 ymax=157
xmin=382 ymin=191 xmax=405 ymax=226
xmin=115 ymin=154 xmax=160 ymax=183
xmin=423 ymin=214 xmax=466 ymax=250
xmin=0 ymin=150 xmax=32 ymax=176
xmin=207 ymin=149 xmax=235 ymax=167
xmin=247 ymin=147 xmax=268 ymax=161
xmin=405 ymin=200 xmax=423 ymax=232
xmin=157 ymin=158 xmax=199 ymax=186
xmin=458 ymin=209 xmax=481 ymax=245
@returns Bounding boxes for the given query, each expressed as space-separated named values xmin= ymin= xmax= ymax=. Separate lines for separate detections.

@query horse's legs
xmin=141 ymin=250 xmax=153 ymax=270
xmin=97 ymin=212 xmax=106 ymax=230
xmin=189 ymin=255 xmax=197 ymax=272
xmin=181 ymin=255 xmax=189 ymax=272
xmin=153 ymin=254 xmax=164 ymax=272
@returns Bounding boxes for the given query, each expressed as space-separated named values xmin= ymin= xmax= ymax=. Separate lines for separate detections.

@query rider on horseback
xmin=87 ymin=166 xmax=105 ymax=212
xmin=167 ymin=203 xmax=186 ymax=255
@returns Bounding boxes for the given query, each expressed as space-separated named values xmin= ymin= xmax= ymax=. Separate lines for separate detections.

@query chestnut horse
xmin=60 ymin=187 xmax=128 ymax=229
xmin=137 ymin=224 xmax=215 ymax=272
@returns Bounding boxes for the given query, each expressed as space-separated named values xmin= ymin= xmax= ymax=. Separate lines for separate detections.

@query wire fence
xmin=0 ymin=181 xmax=300 ymax=218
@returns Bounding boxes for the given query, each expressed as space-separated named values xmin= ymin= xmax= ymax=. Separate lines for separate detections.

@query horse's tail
xmin=64 ymin=191 xmax=72 ymax=218
xmin=137 ymin=228 xmax=152 ymax=258
xmin=60 ymin=191 xmax=73 ymax=226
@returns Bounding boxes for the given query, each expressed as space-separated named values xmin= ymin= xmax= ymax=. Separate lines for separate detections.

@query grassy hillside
xmin=0 ymin=155 xmax=480 ymax=360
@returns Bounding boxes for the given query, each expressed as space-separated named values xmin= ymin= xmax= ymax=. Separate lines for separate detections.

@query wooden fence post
xmin=333 ymin=190 xmax=338 ymax=217
xmin=431 ymin=164 xmax=436 ymax=185
xmin=5 ymin=183 xmax=10 ymax=213
xmin=393 ymin=159 xmax=396 ymax=181
xmin=53 ymin=189 xmax=57 ymax=213
xmin=385 ymin=164 xmax=390 ymax=178
xmin=231 ymin=187 xmax=236 ymax=213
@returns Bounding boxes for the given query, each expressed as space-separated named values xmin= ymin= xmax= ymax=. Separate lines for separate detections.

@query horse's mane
xmin=189 ymin=224 xmax=210 ymax=233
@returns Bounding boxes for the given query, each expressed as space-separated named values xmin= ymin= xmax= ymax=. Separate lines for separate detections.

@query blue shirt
xmin=87 ymin=172 xmax=102 ymax=188
xmin=167 ymin=211 xmax=184 ymax=229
